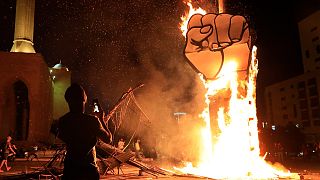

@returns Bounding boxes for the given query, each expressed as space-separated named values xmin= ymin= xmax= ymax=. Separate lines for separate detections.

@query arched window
xmin=14 ymin=80 xmax=29 ymax=140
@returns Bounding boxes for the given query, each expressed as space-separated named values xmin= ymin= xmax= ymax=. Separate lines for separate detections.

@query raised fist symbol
xmin=184 ymin=13 xmax=251 ymax=80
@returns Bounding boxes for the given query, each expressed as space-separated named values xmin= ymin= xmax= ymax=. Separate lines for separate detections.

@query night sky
xmin=0 ymin=0 xmax=319 ymax=121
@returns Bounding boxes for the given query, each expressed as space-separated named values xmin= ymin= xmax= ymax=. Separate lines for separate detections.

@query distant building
xmin=0 ymin=52 xmax=52 ymax=141
xmin=265 ymin=11 xmax=320 ymax=141
xmin=298 ymin=11 xmax=320 ymax=73
xmin=50 ymin=63 xmax=71 ymax=121
xmin=265 ymin=72 xmax=320 ymax=128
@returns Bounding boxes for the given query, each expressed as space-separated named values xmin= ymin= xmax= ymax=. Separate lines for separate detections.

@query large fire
xmin=176 ymin=1 xmax=297 ymax=179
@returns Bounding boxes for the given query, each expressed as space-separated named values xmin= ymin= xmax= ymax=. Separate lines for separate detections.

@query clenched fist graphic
xmin=184 ymin=13 xmax=251 ymax=80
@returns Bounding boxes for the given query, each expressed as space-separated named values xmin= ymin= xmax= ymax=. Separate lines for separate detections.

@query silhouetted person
xmin=57 ymin=83 xmax=112 ymax=180
xmin=134 ymin=139 xmax=142 ymax=160
xmin=117 ymin=138 xmax=125 ymax=151
xmin=0 ymin=135 xmax=16 ymax=172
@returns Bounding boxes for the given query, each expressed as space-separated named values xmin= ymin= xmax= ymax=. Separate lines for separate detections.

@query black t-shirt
xmin=58 ymin=112 xmax=102 ymax=165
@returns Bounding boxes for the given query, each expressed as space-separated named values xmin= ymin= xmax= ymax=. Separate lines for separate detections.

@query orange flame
xmin=180 ymin=0 xmax=206 ymax=38
xmin=177 ymin=2 xmax=294 ymax=179
xmin=176 ymin=46 xmax=291 ymax=179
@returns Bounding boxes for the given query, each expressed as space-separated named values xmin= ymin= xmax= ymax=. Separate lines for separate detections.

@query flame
xmin=176 ymin=46 xmax=290 ymax=179
xmin=177 ymin=3 xmax=292 ymax=178
xmin=180 ymin=0 xmax=206 ymax=38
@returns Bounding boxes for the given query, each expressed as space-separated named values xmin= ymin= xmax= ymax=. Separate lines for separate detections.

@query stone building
xmin=0 ymin=52 xmax=52 ymax=141
xmin=0 ymin=0 xmax=70 ymax=142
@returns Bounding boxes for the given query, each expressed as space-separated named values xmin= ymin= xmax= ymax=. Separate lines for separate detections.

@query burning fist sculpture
xmin=184 ymin=13 xmax=251 ymax=79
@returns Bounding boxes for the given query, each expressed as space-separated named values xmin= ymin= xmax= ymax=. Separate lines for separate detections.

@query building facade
xmin=50 ymin=63 xmax=71 ymax=121
xmin=265 ymin=11 xmax=320 ymax=141
xmin=0 ymin=52 xmax=52 ymax=142
xmin=298 ymin=11 xmax=320 ymax=73
xmin=265 ymin=72 xmax=320 ymax=135
xmin=0 ymin=0 xmax=70 ymax=143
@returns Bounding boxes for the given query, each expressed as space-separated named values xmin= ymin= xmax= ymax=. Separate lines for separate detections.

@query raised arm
xmin=97 ymin=127 xmax=113 ymax=144
xmin=95 ymin=117 xmax=113 ymax=144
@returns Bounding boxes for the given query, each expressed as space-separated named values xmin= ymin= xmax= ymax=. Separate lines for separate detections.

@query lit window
xmin=272 ymin=125 xmax=276 ymax=131
xmin=262 ymin=122 xmax=268 ymax=128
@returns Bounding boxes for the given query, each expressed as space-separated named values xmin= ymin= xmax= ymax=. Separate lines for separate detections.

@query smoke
xmin=84 ymin=0 xmax=208 ymax=162
xmin=127 ymin=19 xmax=208 ymax=162
xmin=130 ymin=48 xmax=206 ymax=163
xmin=34 ymin=0 xmax=208 ymax=162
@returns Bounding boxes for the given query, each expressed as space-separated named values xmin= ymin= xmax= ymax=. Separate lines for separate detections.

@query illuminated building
xmin=50 ymin=63 xmax=71 ymax=121
xmin=0 ymin=52 xmax=52 ymax=141
xmin=265 ymin=11 xmax=320 ymax=141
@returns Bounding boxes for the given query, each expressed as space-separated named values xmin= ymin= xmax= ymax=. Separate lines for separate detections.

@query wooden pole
xmin=218 ymin=0 xmax=224 ymax=13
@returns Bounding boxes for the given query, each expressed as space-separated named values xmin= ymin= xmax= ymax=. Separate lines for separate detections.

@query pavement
xmin=1 ymin=157 xmax=320 ymax=179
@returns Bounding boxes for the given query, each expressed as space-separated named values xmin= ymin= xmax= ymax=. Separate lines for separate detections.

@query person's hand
xmin=184 ymin=13 xmax=250 ymax=79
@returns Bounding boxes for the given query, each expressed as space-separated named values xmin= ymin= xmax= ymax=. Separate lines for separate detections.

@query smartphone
xmin=93 ymin=99 xmax=100 ymax=113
